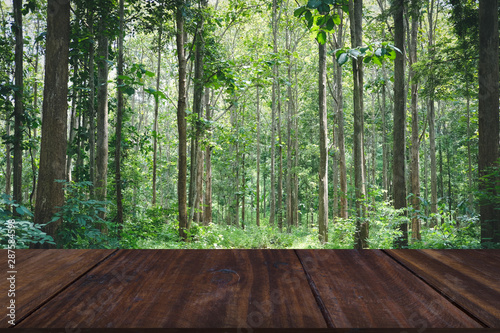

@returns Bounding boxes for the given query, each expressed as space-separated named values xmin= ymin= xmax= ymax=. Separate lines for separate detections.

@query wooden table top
xmin=1 ymin=249 xmax=499 ymax=331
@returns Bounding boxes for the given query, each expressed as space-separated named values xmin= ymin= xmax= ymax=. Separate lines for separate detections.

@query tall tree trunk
xmin=270 ymin=0 xmax=278 ymax=228
xmin=34 ymin=0 xmax=70 ymax=248
xmin=277 ymin=81 xmax=284 ymax=232
xmin=256 ymin=83 xmax=261 ymax=227
xmin=409 ymin=0 xmax=421 ymax=241
xmin=350 ymin=0 xmax=367 ymax=248
xmin=152 ymin=27 xmax=162 ymax=206
xmin=427 ymin=0 xmax=438 ymax=222
xmin=13 ymin=0 xmax=23 ymax=209
xmin=96 ymin=10 xmax=109 ymax=220
xmin=176 ymin=6 xmax=188 ymax=240
xmin=478 ymin=0 xmax=500 ymax=245
xmin=334 ymin=11 xmax=348 ymax=219
xmin=381 ymin=67 xmax=388 ymax=201
xmin=393 ymin=0 xmax=408 ymax=247
xmin=115 ymin=0 xmax=125 ymax=232
xmin=203 ymin=87 xmax=212 ymax=226
xmin=286 ymin=29 xmax=293 ymax=230
xmin=318 ymin=39 xmax=328 ymax=243
xmin=88 ymin=10 xmax=96 ymax=196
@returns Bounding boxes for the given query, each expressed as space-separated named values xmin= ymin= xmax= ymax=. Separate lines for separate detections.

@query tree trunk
xmin=96 ymin=10 xmax=109 ymax=220
xmin=88 ymin=10 xmax=96 ymax=196
xmin=478 ymin=0 xmax=500 ymax=245
xmin=286 ymin=29 xmax=293 ymax=229
xmin=203 ymin=87 xmax=212 ymax=226
xmin=115 ymin=0 xmax=125 ymax=232
xmin=393 ymin=0 xmax=408 ymax=248
xmin=270 ymin=0 xmax=278 ymax=228
xmin=427 ymin=0 xmax=438 ymax=222
xmin=256 ymin=83 xmax=261 ymax=227
xmin=334 ymin=12 xmax=348 ymax=219
xmin=278 ymin=81 xmax=283 ymax=232
xmin=350 ymin=0 xmax=367 ymax=248
xmin=176 ymin=6 xmax=188 ymax=241
xmin=381 ymin=67 xmax=388 ymax=201
xmin=152 ymin=27 xmax=162 ymax=206
xmin=318 ymin=39 xmax=328 ymax=243
xmin=5 ymin=121 xmax=11 ymax=209
xmin=34 ymin=0 xmax=70 ymax=248
xmin=410 ymin=0 xmax=420 ymax=241
xmin=13 ymin=0 xmax=23 ymax=208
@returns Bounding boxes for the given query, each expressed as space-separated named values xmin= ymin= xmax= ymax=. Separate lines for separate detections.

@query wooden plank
xmin=296 ymin=249 xmax=483 ymax=328
xmin=17 ymin=250 xmax=327 ymax=328
xmin=385 ymin=249 xmax=500 ymax=327
xmin=0 ymin=249 xmax=115 ymax=328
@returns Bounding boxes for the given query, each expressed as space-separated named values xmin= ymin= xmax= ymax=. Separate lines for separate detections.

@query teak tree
xmin=34 ymin=0 xmax=70 ymax=248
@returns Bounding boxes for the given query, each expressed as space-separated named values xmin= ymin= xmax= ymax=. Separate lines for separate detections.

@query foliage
xmin=0 ymin=194 xmax=55 ymax=249
xmin=53 ymin=181 xmax=115 ymax=249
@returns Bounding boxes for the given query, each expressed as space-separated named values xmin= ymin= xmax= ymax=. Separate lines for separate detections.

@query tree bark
xmin=88 ymin=10 xmax=96 ymax=196
xmin=478 ymin=0 xmax=500 ymax=245
xmin=34 ymin=0 xmax=70 ymax=248
xmin=393 ymin=0 xmax=408 ymax=248
xmin=350 ymin=0 xmax=367 ymax=248
xmin=176 ymin=6 xmax=188 ymax=240
xmin=270 ymin=0 xmax=278 ymax=228
xmin=115 ymin=0 xmax=125 ymax=231
xmin=13 ymin=0 xmax=23 ymax=209
xmin=96 ymin=9 xmax=109 ymax=220
xmin=318 ymin=40 xmax=328 ymax=243
xmin=152 ymin=26 xmax=162 ymax=206
xmin=409 ymin=0 xmax=421 ymax=241
xmin=203 ymin=87 xmax=212 ymax=226
xmin=256 ymin=82 xmax=261 ymax=227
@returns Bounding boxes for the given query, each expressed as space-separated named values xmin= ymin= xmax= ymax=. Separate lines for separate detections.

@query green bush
xmin=0 ymin=194 xmax=55 ymax=248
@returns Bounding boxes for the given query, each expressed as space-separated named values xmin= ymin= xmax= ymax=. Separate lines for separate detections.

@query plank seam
xmin=381 ymin=249 xmax=489 ymax=328
xmin=293 ymin=250 xmax=334 ymax=328
xmin=13 ymin=249 xmax=119 ymax=328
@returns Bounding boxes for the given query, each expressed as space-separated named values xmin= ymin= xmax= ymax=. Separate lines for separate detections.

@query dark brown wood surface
xmin=0 ymin=249 xmax=115 ymax=328
xmin=4 ymin=249 xmax=499 ymax=329
xmin=385 ymin=249 xmax=500 ymax=327
xmin=17 ymin=250 xmax=327 ymax=328
xmin=296 ymin=250 xmax=483 ymax=328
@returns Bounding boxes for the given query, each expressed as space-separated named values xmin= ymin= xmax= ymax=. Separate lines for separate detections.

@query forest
xmin=0 ymin=0 xmax=499 ymax=249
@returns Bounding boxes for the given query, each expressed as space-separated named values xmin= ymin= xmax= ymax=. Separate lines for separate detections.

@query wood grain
xmin=17 ymin=250 xmax=327 ymax=328
xmin=385 ymin=249 xmax=500 ymax=327
xmin=0 ymin=249 xmax=115 ymax=328
xmin=296 ymin=249 xmax=483 ymax=328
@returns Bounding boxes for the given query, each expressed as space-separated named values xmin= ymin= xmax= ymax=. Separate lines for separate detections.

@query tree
xmin=34 ymin=0 xmax=70 ymax=247
xmin=176 ymin=4 xmax=188 ymax=240
xmin=318 ymin=33 xmax=328 ymax=243
xmin=13 ymin=0 xmax=23 ymax=209
xmin=350 ymin=0 xmax=368 ymax=248
xmin=392 ymin=0 xmax=407 ymax=247
xmin=115 ymin=0 xmax=125 ymax=231
xmin=96 ymin=2 xmax=111 ymax=220
xmin=478 ymin=0 xmax=499 ymax=245
xmin=409 ymin=0 xmax=421 ymax=241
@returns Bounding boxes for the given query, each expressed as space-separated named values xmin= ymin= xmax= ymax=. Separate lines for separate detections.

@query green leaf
xmin=305 ymin=10 xmax=313 ymax=22
xmin=307 ymin=0 xmax=322 ymax=9
xmin=337 ymin=52 xmax=349 ymax=65
xmin=125 ymin=87 xmax=135 ymax=95
xmin=317 ymin=30 xmax=327 ymax=44
xmin=325 ymin=17 xmax=335 ymax=31
xmin=332 ymin=13 xmax=341 ymax=25
xmin=317 ymin=15 xmax=328 ymax=27
xmin=294 ymin=6 xmax=307 ymax=17
xmin=318 ymin=3 xmax=330 ymax=13
xmin=373 ymin=56 xmax=382 ymax=66
xmin=145 ymin=71 xmax=155 ymax=78
xmin=364 ymin=56 xmax=372 ymax=63
xmin=388 ymin=49 xmax=396 ymax=60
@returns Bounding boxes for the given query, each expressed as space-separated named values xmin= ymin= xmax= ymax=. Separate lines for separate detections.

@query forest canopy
xmin=1 ymin=0 xmax=499 ymax=249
